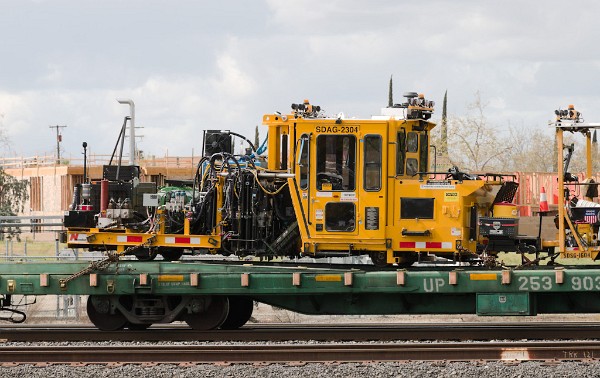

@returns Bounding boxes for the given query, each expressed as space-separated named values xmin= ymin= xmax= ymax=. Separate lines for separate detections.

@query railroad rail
xmin=0 ymin=341 xmax=598 ymax=365
xmin=3 ymin=323 xmax=600 ymax=342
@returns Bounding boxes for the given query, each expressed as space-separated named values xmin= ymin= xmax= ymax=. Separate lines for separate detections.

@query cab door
xmin=311 ymin=132 xmax=359 ymax=236
xmin=358 ymin=129 xmax=387 ymax=240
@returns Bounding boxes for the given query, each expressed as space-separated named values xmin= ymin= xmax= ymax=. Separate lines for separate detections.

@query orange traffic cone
xmin=540 ymin=186 xmax=549 ymax=213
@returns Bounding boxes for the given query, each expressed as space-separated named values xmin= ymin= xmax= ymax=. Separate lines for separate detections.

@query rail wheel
xmin=160 ymin=248 xmax=184 ymax=261
xmin=370 ymin=251 xmax=388 ymax=267
xmin=397 ymin=253 xmax=417 ymax=268
xmin=184 ymin=296 xmax=229 ymax=330
xmin=220 ymin=296 xmax=254 ymax=330
xmin=87 ymin=296 xmax=127 ymax=331
xmin=134 ymin=247 xmax=157 ymax=261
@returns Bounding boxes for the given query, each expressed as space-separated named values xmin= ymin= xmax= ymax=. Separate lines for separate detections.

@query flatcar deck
xmin=2 ymin=261 xmax=600 ymax=316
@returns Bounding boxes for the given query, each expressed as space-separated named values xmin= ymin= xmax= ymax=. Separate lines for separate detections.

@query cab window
xmin=316 ymin=135 xmax=356 ymax=191
xmin=299 ymin=134 xmax=309 ymax=190
xmin=396 ymin=129 xmax=406 ymax=176
xmin=364 ymin=135 xmax=381 ymax=191
xmin=325 ymin=202 xmax=356 ymax=232
xmin=406 ymin=158 xmax=419 ymax=176
xmin=419 ymin=131 xmax=429 ymax=173
xmin=406 ymin=132 xmax=418 ymax=153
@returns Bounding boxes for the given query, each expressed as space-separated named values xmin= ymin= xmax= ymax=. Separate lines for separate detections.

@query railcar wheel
xmin=134 ymin=247 xmax=157 ymax=261
xmin=160 ymin=248 xmax=184 ymax=261
xmin=184 ymin=296 xmax=229 ymax=330
xmin=220 ymin=296 xmax=254 ymax=330
xmin=87 ymin=296 xmax=127 ymax=331
xmin=370 ymin=251 xmax=388 ymax=267
xmin=396 ymin=253 xmax=417 ymax=268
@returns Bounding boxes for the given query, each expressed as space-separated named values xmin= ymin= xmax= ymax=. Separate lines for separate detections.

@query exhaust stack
xmin=117 ymin=99 xmax=136 ymax=166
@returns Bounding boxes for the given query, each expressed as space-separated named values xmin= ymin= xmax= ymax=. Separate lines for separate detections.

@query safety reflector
xmin=164 ymin=237 xmax=201 ymax=245
xmin=116 ymin=235 xmax=143 ymax=243
xmin=158 ymin=275 xmax=184 ymax=282
xmin=315 ymin=275 xmax=342 ymax=282
xmin=470 ymin=273 xmax=497 ymax=281
xmin=399 ymin=241 xmax=453 ymax=249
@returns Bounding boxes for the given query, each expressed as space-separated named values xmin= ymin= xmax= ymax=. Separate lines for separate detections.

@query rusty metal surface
xmin=2 ymin=322 xmax=600 ymax=343
xmin=0 ymin=341 xmax=599 ymax=364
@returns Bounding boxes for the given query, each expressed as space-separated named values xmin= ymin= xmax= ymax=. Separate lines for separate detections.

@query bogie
xmin=86 ymin=294 xmax=240 ymax=331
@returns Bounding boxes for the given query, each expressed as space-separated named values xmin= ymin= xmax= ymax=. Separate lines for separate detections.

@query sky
xmin=1 ymin=0 xmax=600 ymax=162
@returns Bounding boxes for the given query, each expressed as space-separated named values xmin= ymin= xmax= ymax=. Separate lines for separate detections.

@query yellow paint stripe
xmin=158 ymin=275 xmax=185 ymax=282
xmin=315 ymin=275 xmax=342 ymax=282
xmin=469 ymin=273 xmax=497 ymax=281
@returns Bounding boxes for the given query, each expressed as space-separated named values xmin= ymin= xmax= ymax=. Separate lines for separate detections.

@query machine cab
xmin=262 ymin=94 xmax=439 ymax=262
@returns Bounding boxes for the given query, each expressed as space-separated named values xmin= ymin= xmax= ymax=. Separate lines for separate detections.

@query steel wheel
xmin=370 ymin=251 xmax=388 ymax=267
xmin=184 ymin=296 xmax=229 ymax=330
xmin=134 ymin=247 xmax=157 ymax=261
xmin=160 ymin=248 xmax=184 ymax=261
xmin=220 ymin=296 xmax=254 ymax=330
xmin=87 ymin=296 xmax=127 ymax=331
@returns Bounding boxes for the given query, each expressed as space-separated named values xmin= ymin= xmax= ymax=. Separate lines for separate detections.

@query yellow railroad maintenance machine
xmin=7 ymin=94 xmax=600 ymax=331
xmin=63 ymin=93 xmax=598 ymax=267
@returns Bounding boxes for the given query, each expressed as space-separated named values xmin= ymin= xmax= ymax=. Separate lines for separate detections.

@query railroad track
xmin=2 ymin=322 xmax=600 ymax=342
xmin=0 ymin=341 xmax=598 ymax=365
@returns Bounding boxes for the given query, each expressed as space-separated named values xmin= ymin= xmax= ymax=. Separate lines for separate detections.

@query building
xmin=3 ymin=154 xmax=200 ymax=219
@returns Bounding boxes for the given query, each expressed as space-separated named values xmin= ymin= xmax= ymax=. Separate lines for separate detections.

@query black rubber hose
xmin=228 ymin=131 xmax=256 ymax=153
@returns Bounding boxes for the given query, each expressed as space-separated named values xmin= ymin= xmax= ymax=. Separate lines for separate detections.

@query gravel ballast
xmin=0 ymin=361 xmax=599 ymax=378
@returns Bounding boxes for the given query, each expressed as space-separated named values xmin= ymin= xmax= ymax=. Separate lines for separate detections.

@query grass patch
xmin=1 ymin=240 xmax=64 ymax=257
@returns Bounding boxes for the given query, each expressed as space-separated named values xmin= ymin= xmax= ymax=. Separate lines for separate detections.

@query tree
xmin=0 ymin=114 xmax=11 ymax=153
xmin=440 ymin=90 xmax=448 ymax=156
xmin=558 ymin=133 xmax=587 ymax=174
xmin=254 ymin=125 xmax=260 ymax=151
xmin=0 ymin=169 xmax=28 ymax=216
xmin=447 ymin=91 xmax=512 ymax=172
xmin=429 ymin=90 xmax=452 ymax=172
xmin=0 ymin=117 xmax=29 ymax=239
xmin=388 ymin=75 xmax=393 ymax=107
xmin=435 ymin=91 xmax=594 ymax=174
xmin=594 ymin=131 xmax=599 ymax=173
xmin=506 ymin=127 xmax=555 ymax=172
xmin=0 ymin=168 xmax=29 ymax=240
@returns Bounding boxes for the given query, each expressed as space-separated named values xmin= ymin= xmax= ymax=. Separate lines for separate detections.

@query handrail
xmin=0 ymin=216 xmax=64 ymax=231
xmin=0 ymin=216 xmax=62 ymax=220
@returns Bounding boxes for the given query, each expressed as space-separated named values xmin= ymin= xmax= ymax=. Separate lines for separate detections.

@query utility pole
xmin=49 ymin=125 xmax=67 ymax=164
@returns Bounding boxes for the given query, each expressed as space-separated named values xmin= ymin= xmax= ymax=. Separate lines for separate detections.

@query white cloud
xmin=210 ymin=53 xmax=257 ymax=98
xmin=2 ymin=0 xmax=600 ymax=161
